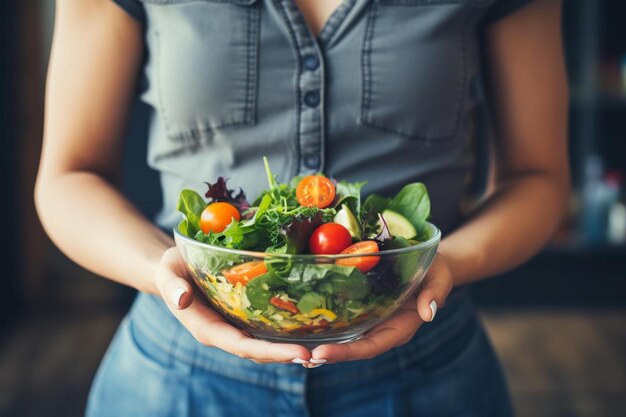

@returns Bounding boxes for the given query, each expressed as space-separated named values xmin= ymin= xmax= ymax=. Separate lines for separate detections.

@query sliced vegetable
xmin=222 ymin=261 xmax=267 ymax=286
xmin=336 ymin=240 xmax=380 ymax=273
xmin=270 ymin=296 xmax=299 ymax=314
xmin=333 ymin=204 xmax=362 ymax=239
xmin=381 ymin=209 xmax=417 ymax=239
xmin=308 ymin=223 xmax=353 ymax=255
xmin=200 ymin=202 xmax=241 ymax=234
xmin=310 ymin=308 xmax=337 ymax=321
xmin=296 ymin=175 xmax=336 ymax=208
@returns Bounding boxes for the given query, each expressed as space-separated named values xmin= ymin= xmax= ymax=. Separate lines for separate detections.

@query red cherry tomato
xmin=296 ymin=175 xmax=336 ymax=208
xmin=336 ymin=240 xmax=380 ymax=273
xmin=222 ymin=261 xmax=267 ymax=286
xmin=200 ymin=202 xmax=240 ymax=234
xmin=308 ymin=223 xmax=353 ymax=255
xmin=270 ymin=296 xmax=299 ymax=314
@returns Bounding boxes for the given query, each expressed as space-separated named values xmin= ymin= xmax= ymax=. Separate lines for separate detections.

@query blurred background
xmin=1 ymin=1 xmax=625 ymax=416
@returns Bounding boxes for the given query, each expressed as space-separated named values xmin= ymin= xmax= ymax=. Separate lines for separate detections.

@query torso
xmin=139 ymin=0 xmax=491 ymax=234
xmin=294 ymin=0 xmax=343 ymax=37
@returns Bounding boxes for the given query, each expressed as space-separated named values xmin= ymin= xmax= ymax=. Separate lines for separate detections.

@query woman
xmin=35 ymin=0 xmax=568 ymax=415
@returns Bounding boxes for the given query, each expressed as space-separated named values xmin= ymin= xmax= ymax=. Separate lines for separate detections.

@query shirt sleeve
xmin=481 ymin=0 xmax=537 ymax=25
xmin=112 ymin=0 xmax=146 ymax=24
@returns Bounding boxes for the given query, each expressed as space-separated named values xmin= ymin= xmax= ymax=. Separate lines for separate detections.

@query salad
xmin=176 ymin=157 xmax=435 ymax=338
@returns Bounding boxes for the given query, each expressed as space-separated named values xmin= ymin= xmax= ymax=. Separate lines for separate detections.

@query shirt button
xmin=304 ymin=154 xmax=321 ymax=170
xmin=303 ymin=54 xmax=320 ymax=71
xmin=304 ymin=90 xmax=320 ymax=108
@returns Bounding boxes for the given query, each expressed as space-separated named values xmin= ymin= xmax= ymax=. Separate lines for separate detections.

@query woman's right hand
xmin=153 ymin=247 xmax=312 ymax=364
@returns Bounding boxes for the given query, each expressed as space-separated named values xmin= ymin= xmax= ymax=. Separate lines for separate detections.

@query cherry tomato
xmin=308 ymin=223 xmax=353 ymax=255
xmin=336 ymin=240 xmax=380 ymax=273
xmin=270 ymin=296 xmax=299 ymax=314
xmin=200 ymin=202 xmax=240 ymax=234
xmin=296 ymin=175 xmax=336 ymax=208
xmin=222 ymin=261 xmax=267 ymax=286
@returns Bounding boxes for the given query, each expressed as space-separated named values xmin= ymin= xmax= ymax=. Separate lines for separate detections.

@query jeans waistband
xmin=128 ymin=287 xmax=477 ymax=389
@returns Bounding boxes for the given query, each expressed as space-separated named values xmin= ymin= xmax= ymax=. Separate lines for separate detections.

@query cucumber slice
xmin=381 ymin=209 xmax=417 ymax=239
xmin=333 ymin=204 xmax=362 ymax=239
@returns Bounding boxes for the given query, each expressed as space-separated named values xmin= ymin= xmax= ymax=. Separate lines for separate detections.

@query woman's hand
xmin=153 ymin=247 xmax=312 ymax=364
xmin=307 ymin=254 xmax=454 ymax=366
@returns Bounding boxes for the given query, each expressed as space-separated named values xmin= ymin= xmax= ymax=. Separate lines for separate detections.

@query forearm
xmin=439 ymin=171 xmax=569 ymax=286
xmin=35 ymin=171 xmax=172 ymax=294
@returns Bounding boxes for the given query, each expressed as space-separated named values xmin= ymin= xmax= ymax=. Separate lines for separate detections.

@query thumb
xmin=416 ymin=255 xmax=454 ymax=322
xmin=154 ymin=247 xmax=194 ymax=310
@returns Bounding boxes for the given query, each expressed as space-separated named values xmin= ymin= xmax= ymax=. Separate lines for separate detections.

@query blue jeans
xmin=86 ymin=290 xmax=513 ymax=417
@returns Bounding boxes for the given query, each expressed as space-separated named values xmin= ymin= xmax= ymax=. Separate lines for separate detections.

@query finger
xmin=172 ymin=295 xmax=311 ymax=363
xmin=154 ymin=258 xmax=194 ymax=310
xmin=233 ymin=335 xmax=311 ymax=364
xmin=160 ymin=246 xmax=192 ymax=279
xmin=416 ymin=256 xmax=454 ymax=322
xmin=311 ymin=302 xmax=422 ymax=363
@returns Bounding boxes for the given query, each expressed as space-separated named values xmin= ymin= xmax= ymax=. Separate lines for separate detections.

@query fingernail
xmin=303 ymin=363 xmax=324 ymax=369
xmin=309 ymin=358 xmax=327 ymax=364
xmin=171 ymin=288 xmax=186 ymax=308
xmin=291 ymin=358 xmax=308 ymax=364
xmin=429 ymin=300 xmax=438 ymax=322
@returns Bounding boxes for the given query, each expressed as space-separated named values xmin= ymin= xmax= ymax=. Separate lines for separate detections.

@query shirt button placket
xmin=277 ymin=0 xmax=327 ymax=175
xmin=302 ymin=54 xmax=320 ymax=71
xmin=304 ymin=154 xmax=321 ymax=171
xmin=300 ymin=48 xmax=324 ymax=173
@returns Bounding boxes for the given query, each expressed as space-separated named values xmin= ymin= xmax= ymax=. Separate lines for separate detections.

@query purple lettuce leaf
xmin=281 ymin=211 xmax=323 ymax=253
xmin=374 ymin=213 xmax=392 ymax=243
xmin=204 ymin=177 xmax=251 ymax=214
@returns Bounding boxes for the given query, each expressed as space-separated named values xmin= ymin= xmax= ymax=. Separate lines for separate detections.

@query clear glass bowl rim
xmin=173 ymin=222 xmax=441 ymax=261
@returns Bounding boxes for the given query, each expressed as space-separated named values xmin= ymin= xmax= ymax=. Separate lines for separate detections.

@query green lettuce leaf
xmin=176 ymin=189 xmax=207 ymax=237
xmin=246 ymin=272 xmax=286 ymax=310
xmin=296 ymin=291 xmax=325 ymax=313
xmin=361 ymin=194 xmax=390 ymax=239
xmin=333 ymin=180 xmax=367 ymax=217
xmin=387 ymin=183 xmax=430 ymax=240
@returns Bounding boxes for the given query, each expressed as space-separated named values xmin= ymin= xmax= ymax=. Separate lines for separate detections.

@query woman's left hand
xmin=306 ymin=254 xmax=454 ymax=366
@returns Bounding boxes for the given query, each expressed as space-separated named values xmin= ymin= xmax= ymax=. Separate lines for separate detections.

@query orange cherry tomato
xmin=296 ymin=175 xmax=336 ymax=208
xmin=336 ymin=240 xmax=380 ymax=273
xmin=200 ymin=202 xmax=240 ymax=234
xmin=308 ymin=223 xmax=353 ymax=255
xmin=222 ymin=261 xmax=267 ymax=286
xmin=270 ymin=296 xmax=299 ymax=314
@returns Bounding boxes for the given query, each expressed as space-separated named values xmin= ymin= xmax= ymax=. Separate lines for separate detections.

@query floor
xmin=0 ymin=309 xmax=624 ymax=417
xmin=481 ymin=309 xmax=626 ymax=417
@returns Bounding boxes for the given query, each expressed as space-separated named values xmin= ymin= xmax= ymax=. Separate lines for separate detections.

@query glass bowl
xmin=174 ymin=223 xmax=440 ymax=348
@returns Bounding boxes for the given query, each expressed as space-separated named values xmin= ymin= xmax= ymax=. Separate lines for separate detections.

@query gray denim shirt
xmin=115 ymin=0 xmax=534 ymax=232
